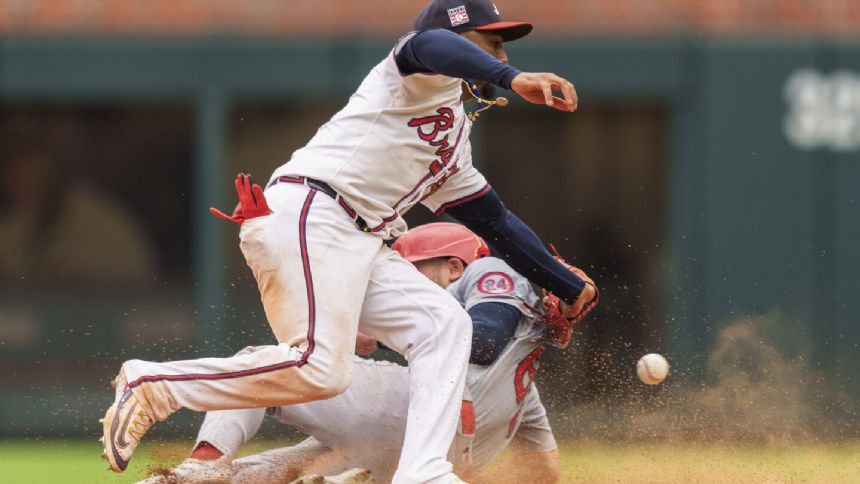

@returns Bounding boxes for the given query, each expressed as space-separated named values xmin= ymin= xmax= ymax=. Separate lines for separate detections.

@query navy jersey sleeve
xmin=468 ymin=302 xmax=520 ymax=365
xmin=448 ymin=257 xmax=542 ymax=366
xmin=445 ymin=188 xmax=587 ymax=304
xmin=395 ymin=28 xmax=521 ymax=89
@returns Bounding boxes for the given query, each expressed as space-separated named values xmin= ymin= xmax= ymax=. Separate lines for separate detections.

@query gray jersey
xmin=448 ymin=257 xmax=557 ymax=471
xmin=197 ymin=258 xmax=557 ymax=479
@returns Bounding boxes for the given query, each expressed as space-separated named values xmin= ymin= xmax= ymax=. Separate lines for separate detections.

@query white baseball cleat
xmin=101 ymin=370 xmax=154 ymax=472
xmin=288 ymin=468 xmax=375 ymax=484
xmin=135 ymin=456 xmax=233 ymax=484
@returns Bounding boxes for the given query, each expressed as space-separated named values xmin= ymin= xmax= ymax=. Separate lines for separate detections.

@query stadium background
xmin=0 ymin=0 xmax=858 ymax=479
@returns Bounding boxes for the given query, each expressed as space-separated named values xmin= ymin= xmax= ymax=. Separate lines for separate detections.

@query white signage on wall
xmin=783 ymin=69 xmax=860 ymax=152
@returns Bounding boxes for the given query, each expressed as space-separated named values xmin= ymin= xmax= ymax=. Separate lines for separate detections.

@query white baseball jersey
xmin=271 ymin=34 xmax=488 ymax=239
xmin=447 ymin=256 xmax=557 ymax=470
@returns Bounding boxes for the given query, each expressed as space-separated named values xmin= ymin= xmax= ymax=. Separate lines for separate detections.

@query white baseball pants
xmin=121 ymin=181 xmax=472 ymax=484
xmin=196 ymin=356 xmax=410 ymax=482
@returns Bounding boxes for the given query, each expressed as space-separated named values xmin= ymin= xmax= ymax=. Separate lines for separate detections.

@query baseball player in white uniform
xmin=102 ymin=2 xmax=598 ymax=482
xmin=139 ymin=223 xmax=580 ymax=484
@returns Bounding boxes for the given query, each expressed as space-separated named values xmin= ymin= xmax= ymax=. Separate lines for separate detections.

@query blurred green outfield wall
xmin=0 ymin=36 xmax=858 ymax=436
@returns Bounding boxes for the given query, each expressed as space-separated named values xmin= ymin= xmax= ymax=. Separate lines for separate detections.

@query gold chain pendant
xmin=463 ymin=79 xmax=509 ymax=122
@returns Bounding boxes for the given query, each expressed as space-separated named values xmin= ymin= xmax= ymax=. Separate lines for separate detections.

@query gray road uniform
xmin=448 ymin=257 xmax=556 ymax=471
xmin=195 ymin=257 xmax=557 ymax=483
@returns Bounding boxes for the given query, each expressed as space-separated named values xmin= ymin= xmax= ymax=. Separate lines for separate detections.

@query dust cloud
xmin=555 ymin=315 xmax=859 ymax=443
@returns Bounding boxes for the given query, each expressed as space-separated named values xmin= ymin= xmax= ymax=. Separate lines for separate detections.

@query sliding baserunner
xmin=139 ymin=223 xmax=594 ymax=484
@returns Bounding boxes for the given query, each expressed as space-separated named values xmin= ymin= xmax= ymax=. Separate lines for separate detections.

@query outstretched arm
xmin=395 ymin=29 xmax=577 ymax=111
xmin=396 ymin=29 xmax=520 ymax=88
xmin=444 ymin=187 xmax=590 ymax=305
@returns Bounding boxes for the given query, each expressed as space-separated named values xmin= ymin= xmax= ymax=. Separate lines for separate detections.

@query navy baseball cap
xmin=414 ymin=0 xmax=533 ymax=42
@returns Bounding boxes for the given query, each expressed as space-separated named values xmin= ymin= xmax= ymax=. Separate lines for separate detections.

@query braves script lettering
xmin=408 ymin=107 xmax=459 ymax=174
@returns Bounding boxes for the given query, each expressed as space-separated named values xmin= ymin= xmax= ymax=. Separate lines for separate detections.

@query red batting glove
xmin=210 ymin=201 xmax=244 ymax=224
xmin=210 ymin=173 xmax=272 ymax=225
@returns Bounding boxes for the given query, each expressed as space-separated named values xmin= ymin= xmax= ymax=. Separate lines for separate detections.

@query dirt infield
xmin=557 ymin=443 xmax=859 ymax=483
xmin=1 ymin=440 xmax=858 ymax=483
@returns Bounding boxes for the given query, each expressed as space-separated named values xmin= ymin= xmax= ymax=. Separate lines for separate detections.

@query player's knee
xmin=300 ymin=358 xmax=352 ymax=400
xmin=413 ymin=300 xmax=470 ymax=336
xmin=308 ymin=373 xmax=350 ymax=400
xmin=265 ymin=367 xmax=349 ymax=403
xmin=256 ymin=348 xmax=352 ymax=403
xmin=419 ymin=303 xmax=472 ymax=359
xmin=399 ymin=300 xmax=472 ymax=362
xmin=443 ymin=304 xmax=473 ymax=351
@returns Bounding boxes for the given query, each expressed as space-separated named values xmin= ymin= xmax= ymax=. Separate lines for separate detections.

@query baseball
xmin=636 ymin=353 xmax=670 ymax=385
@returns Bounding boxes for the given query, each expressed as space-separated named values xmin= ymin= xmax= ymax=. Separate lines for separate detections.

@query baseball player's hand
xmin=510 ymin=72 xmax=578 ymax=112
xmin=556 ymin=253 xmax=598 ymax=323
xmin=210 ymin=174 xmax=272 ymax=225
xmin=541 ymin=244 xmax=599 ymax=345
xmin=542 ymin=280 xmax=596 ymax=348
xmin=560 ymin=278 xmax=598 ymax=323
xmin=354 ymin=332 xmax=379 ymax=357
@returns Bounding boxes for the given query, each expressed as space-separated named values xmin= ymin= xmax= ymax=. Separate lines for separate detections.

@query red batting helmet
xmin=393 ymin=222 xmax=490 ymax=265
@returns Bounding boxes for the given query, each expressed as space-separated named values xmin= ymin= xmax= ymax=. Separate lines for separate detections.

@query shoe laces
xmin=127 ymin=407 xmax=153 ymax=443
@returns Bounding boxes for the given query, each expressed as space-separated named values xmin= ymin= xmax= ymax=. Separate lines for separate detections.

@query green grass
xmin=0 ymin=439 xmax=151 ymax=484
xmin=1 ymin=440 xmax=858 ymax=483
